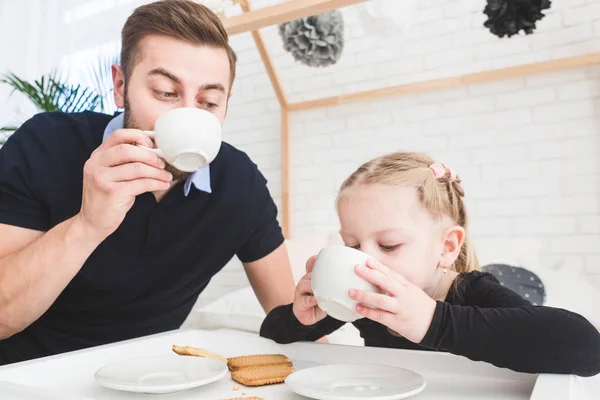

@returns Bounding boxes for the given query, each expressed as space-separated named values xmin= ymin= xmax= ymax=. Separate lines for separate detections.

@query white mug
xmin=139 ymin=107 xmax=222 ymax=172
xmin=311 ymin=245 xmax=379 ymax=322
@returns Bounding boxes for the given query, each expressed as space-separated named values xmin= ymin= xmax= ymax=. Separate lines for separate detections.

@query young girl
xmin=260 ymin=152 xmax=600 ymax=377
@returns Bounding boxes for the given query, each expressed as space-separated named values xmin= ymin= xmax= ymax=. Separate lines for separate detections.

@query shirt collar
xmin=102 ymin=113 xmax=211 ymax=196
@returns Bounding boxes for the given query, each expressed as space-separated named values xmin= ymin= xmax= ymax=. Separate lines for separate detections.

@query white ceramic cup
xmin=139 ymin=107 xmax=222 ymax=172
xmin=310 ymin=245 xmax=379 ymax=322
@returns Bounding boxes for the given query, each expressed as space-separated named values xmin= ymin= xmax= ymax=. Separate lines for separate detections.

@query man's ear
xmin=438 ymin=225 xmax=465 ymax=268
xmin=224 ymin=90 xmax=233 ymax=116
xmin=112 ymin=64 xmax=125 ymax=109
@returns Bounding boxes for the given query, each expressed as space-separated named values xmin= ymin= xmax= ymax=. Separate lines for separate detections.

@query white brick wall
xmin=221 ymin=0 xmax=600 ymax=286
xmin=2 ymin=1 xmax=598 ymax=287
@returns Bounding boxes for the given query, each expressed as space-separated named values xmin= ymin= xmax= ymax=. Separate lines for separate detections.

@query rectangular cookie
xmin=231 ymin=364 xmax=295 ymax=386
xmin=228 ymin=354 xmax=292 ymax=371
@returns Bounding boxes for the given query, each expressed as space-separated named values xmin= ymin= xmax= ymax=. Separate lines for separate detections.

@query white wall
xmin=0 ymin=0 xmax=599 ymax=287
xmin=220 ymin=0 xmax=600 ymax=286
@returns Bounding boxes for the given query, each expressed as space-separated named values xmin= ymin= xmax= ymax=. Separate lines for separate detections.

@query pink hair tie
xmin=445 ymin=165 xmax=457 ymax=183
xmin=429 ymin=163 xmax=457 ymax=182
xmin=429 ymin=163 xmax=445 ymax=179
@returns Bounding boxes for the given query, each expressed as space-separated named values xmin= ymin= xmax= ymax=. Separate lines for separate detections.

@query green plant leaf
xmin=82 ymin=54 xmax=119 ymax=113
xmin=1 ymin=70 xmax=103 ymax=115
xmin=0 ymin=71 xmax=66 ymax=112
xmin=60 ymin=82 xmax=101 ymax=113
xmin=0 ymin=126 xmax=17 ymax=146
xmin=2 ymin=72 xmax=53 ymax=112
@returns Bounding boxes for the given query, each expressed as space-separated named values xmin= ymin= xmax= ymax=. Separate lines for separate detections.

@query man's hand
xmin=77 ymin=129 xmax=172 ymax=240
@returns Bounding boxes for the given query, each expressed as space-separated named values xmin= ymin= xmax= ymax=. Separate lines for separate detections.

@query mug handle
xmin=137 ymin=130 xmax=164 ymax=158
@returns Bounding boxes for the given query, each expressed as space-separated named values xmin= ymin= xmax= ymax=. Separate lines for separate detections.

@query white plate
xmin=94 ymin=355 xmax=228 ymax=394
xmin=285 ymin=364 xmax=426 ymax=400
xmin=0 ymin=381 xmax=92 ymax=400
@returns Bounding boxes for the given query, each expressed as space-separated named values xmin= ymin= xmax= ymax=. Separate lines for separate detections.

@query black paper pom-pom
xmin=483 ymin=0 xmax=551 ymax=38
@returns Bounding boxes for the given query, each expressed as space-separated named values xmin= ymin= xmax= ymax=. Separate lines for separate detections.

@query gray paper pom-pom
xmin=278 ymin=10 xmax=344 ymax=68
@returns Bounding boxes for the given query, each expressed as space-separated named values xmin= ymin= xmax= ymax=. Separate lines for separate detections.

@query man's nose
xmin=180 ymin=95 xmax=197 ymax=108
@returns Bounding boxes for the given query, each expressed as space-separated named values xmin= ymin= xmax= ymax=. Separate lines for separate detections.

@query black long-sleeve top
xmin=260 ymin=271 xmax=600 ymax=377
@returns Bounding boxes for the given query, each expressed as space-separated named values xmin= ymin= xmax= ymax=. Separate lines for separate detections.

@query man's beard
xmin=123 ymin=92 xmax=191 ymax=182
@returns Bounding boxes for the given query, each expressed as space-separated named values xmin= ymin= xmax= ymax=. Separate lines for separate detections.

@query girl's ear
xmin=438 ymin=225 xmax=465 ymax=268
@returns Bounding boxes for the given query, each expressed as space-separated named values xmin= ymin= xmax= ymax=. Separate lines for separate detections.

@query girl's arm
xmin=259 ymin=303 xmax=346 ymax=344
xmin=419 ymin=273 xmax=600 ymax=377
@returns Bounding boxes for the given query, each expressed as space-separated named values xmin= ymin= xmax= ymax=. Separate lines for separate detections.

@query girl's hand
xmin=349 ymin=258 xmax=437 ymax=343
xmin=292 ymin=256 xmax=327 ymax=326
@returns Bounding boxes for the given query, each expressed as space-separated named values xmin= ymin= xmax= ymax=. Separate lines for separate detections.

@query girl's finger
xmin=349 ymin=289 xmax=396 ymax=313
xmin=354 ymin=263 xmax=399 ymax=296
xmin=365 ymin=258 xmax=409 ymax=286
xmin=355 ymin=303 xmax=395 ymax=327
xmin=303 ymin=295 xmax=318 ymax=308
xmin=305 ymin=255 xmax=318 ymax=273
xmin=298 ymin=275 xmax=313 ymax=295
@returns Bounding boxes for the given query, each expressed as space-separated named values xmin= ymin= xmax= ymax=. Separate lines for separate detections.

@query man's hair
xmin=121 ymin=0 xmax=237 ymax=86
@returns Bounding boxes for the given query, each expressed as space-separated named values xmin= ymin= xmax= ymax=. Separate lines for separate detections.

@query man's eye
xmin=158 ymin=91 xmax=177 ymax=99
xmin=204 ymin=102 xmax=217 ymax=109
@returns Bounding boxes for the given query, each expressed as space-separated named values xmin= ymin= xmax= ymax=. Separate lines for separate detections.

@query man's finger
xmin=123 ymin=178 xmax=171 ymax=197
xmin=104 ymin=163 xmax=172 ymax=183
xmin=101 ymin=144 xmax=165 ymax=169
xmin=103 ymin=128 xmax=154 ymax=149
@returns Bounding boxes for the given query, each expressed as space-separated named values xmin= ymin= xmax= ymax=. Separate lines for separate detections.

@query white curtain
xmin=0 ymin=0 xmax=151 ymax=129
xmin=0 ymin=0 xmax=45 ymax=128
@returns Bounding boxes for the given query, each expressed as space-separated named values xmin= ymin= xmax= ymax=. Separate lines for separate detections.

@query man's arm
xmin=0 ymin=129 xmax=172 ymax=339
xmin=242 ymin=243 xmax=295 ymax=314
xmin=0 ymin=220 xmax=103 ymax=339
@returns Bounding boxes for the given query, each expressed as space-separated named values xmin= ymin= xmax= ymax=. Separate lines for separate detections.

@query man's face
xmin=112 ymin=34 xmax=232 ymax=181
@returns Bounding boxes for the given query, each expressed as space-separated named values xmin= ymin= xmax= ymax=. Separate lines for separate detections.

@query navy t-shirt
xmin=0 ymin=111 xmax=284 ymax=365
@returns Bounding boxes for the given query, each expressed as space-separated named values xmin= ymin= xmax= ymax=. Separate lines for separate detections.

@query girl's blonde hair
xmin=337 ymin=152 xmax=479 ymax=273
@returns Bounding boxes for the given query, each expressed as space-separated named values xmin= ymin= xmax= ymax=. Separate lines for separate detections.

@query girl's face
xmin=338 ymin=184 xmax=451 ymax=292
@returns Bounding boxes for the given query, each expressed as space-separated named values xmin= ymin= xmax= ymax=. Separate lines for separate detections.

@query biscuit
xmin=171 ymin=344 xmax=228 ymax=365
xmin=222 ymin=397 xmax=264 ymax=400
xmin=227 ymin=354 xmax=292 ymax=371
xmin=231 ymin=364 xmax=295 ymax=386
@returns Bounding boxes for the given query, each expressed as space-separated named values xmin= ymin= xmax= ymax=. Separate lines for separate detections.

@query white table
xmin=0 ymin=328 xmax=596 ymax=399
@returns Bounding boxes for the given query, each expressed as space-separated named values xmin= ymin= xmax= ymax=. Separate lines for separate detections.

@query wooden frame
xmin=225 ymin=0 xmax=368 ymax=35
xmin=239 ymin=0 xmax=292 ymax=237
xmin=228 ymin=0 xmax=600 ymax=238
xmin=289 ymin=53 xmax=600 ymax=111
